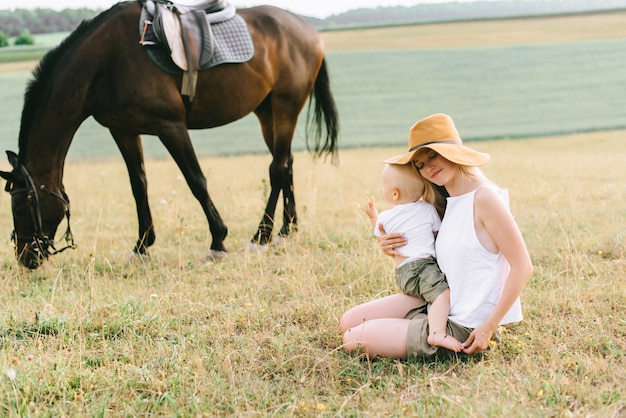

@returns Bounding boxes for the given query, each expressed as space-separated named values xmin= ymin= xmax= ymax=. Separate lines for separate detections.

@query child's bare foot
xmin=428 ymin=331 xmax=463 ymax=352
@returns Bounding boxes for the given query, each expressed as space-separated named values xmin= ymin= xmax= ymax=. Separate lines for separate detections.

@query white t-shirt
xmin=374 ymin=201 xmax=441 ymax=262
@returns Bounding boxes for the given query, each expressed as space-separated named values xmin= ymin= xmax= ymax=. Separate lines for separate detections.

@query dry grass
xmin=321 ymin=11 xmax=626 ymax=50
xmin=0 ymin=131 xmax=624 ymax=416
xmin=0 ymin=61 xmax=39 ymax=74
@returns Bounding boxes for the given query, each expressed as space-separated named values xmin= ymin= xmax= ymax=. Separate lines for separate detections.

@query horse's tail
xmin=306 ymin=58 xmax=339 ymax=163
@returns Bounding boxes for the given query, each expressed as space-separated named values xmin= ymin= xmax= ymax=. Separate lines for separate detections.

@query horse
xmin=0 ymin=1 xmax=339 ymax=269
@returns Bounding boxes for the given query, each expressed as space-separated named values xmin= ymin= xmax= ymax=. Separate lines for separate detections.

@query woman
xmin=340 ymin=113 xmax=533 ymax=359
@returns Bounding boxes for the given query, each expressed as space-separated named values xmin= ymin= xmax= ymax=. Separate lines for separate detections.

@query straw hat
xmin=383 ymin=113 xmax=490 ymax=166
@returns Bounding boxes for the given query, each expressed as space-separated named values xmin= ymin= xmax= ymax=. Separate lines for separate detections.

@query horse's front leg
xmin=110 ymin=130 xmax=155 ymax=256
xmin=157 ymin=128 xmax=228 ymax=261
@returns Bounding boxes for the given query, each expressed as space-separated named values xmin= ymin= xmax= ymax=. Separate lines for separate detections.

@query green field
xmin=0 ymin=32 xmax=70 ymax=63
xmin=1 ymin=22 xmax=626 ymax=162
xmin=0 ymin=47 xmax=48 ymax=64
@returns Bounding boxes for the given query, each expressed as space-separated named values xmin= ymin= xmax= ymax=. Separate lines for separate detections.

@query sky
xmin=0 ymin=0 xmax=486 ymax=19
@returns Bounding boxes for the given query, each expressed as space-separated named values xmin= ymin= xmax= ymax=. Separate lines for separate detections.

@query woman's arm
xmin=462 ymin=187 xmax=533 ymax=354
xmin=376 ymin=223 xmax=407 ymax=257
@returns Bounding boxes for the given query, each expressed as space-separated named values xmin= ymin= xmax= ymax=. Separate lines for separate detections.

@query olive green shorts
xmin=404 ymin=301 xmax=474 ymax=358
xmin=395 ymin=257 xmax=448 ymax=303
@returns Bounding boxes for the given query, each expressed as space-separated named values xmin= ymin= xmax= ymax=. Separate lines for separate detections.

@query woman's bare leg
xmin=343 ymin=318 xmax=412 ymax=359
xmin=341 ymin=293 xmax=424 ymax=359
xmin=340 ymin=293 xmax=424 ymax=332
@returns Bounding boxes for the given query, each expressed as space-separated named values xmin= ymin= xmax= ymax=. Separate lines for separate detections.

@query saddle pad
xmin=139 ymin=8 xmax=254 ymax=74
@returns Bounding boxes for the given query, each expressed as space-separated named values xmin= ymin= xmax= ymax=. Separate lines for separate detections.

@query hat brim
xmin=383 ymin=143 xmax=490 ymax=167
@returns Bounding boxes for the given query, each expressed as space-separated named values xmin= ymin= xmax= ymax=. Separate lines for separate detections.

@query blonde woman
xmin=341 ymin=113 xmax=533 ymax=359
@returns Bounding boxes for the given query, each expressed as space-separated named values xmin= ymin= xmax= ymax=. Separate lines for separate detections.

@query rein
xmin=8 ymin=164 xmax=76 ymax=260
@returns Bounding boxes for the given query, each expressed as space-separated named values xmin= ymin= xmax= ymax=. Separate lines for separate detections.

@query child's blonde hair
xmin=382 ymin=163 xmax=425 ymax=202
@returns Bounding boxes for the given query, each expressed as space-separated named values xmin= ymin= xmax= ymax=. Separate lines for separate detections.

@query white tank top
xmin=436 ymin=186 xmax=523 ymax=328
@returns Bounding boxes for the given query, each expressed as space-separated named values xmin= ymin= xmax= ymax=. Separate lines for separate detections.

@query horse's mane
xmin=17 ymin=3 xmax=128 ymax=161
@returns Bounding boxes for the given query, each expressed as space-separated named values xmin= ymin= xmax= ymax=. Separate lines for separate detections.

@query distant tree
xmin=14 ymin=29 xmax=35 ymax=46
xmin=0 ymin=8 xmax=98 ymax=36
xmin=0 ymin=30 xmax=9 ymax=47
xmin=0 ymin=11 xmax=24 ymax=36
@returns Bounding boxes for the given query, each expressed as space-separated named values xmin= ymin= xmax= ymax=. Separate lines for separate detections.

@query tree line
xmin=310 ymin=0 xmax=626 ymax=29
xmin=0 ymin=7 xmax=100 ymax=46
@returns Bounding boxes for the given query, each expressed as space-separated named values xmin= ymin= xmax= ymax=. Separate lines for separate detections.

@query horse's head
xmin=1 ymin=151 xmax=75 ymax=269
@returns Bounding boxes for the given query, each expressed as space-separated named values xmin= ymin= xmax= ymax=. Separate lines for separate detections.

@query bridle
xmin=6 ymin=163 xmax=76 ymax=261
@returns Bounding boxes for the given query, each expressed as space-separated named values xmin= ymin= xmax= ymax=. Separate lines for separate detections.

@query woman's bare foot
xmin=428 ymin=331 xmax=463 ymax=352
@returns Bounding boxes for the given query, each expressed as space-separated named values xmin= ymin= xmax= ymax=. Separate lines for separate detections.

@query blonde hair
xmin=382 ymin=163 xmax=425 ymax=202
xmin=416 ymin=170 xmax=447 ymax=219
xmin=414 ymin=161 xmax=494 ymax=219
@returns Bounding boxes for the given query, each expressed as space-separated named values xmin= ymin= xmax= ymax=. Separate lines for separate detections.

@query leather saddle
xmin=139 ymin=0 xmax=236 ymax=102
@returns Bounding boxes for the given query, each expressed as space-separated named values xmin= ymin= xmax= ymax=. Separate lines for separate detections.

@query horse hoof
xmin=128 ymin=251 xmax=150 ymax=264
xmin=203 ymin=250 xmax=228 ymax=263
xmin=272 ymin=235 xmax=289 ymax=245
xmin=246 ymin=241 xmax=269 ymax=253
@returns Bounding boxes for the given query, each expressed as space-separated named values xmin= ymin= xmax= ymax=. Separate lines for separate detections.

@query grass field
xmin=0 ymin=131 xmax=624 ymax=416
xmin=0 ymin=33 xmax=71 ymax=64
xmin=0 ymin=10 xmax=625 ymax=417
xmin=1 ymin=13 xmax=626 ymax=161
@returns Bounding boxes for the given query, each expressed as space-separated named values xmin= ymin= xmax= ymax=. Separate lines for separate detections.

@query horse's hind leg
xmin=250 ymin=151 xmax=295 ymax=247
xmin=157 ymin=127 xmax=228 ymax=261
xmin=250 ymin=100 xmax=298 ymax=248
xmin=110 ymin=130 xmax=155 ymax=256
xmin=278 ymin=152 xmax=296 ymax=238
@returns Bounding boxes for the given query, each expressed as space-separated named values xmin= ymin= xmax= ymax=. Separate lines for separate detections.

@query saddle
xmin=139 ymin=0 xmax=254 ymax=103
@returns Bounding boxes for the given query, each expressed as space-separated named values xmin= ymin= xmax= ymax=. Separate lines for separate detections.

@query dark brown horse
xmin=0 ymin=1 xmax=339 ymax=269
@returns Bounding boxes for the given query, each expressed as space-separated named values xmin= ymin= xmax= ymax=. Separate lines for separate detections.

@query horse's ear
xmin=0 ymin=170 xmax=18 ymax=192
xmin=1 ymin=151 xmax=19 ymax=189
xmin=6 ymin=150 xmax=18 ymax=168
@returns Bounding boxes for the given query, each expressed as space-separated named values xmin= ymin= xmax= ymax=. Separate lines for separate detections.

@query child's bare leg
xmin=426 ymin=289 xmax=463 ymax=352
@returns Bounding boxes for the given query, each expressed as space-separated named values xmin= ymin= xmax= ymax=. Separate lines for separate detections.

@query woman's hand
xmin=462 ymin=323 xmax=495 ymax=354
xmin=377 ymin=224 xmax=407 ymax=257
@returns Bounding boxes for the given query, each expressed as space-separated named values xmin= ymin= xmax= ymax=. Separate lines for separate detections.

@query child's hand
xmin=365 ymin=197 xmax=378 ymax=219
